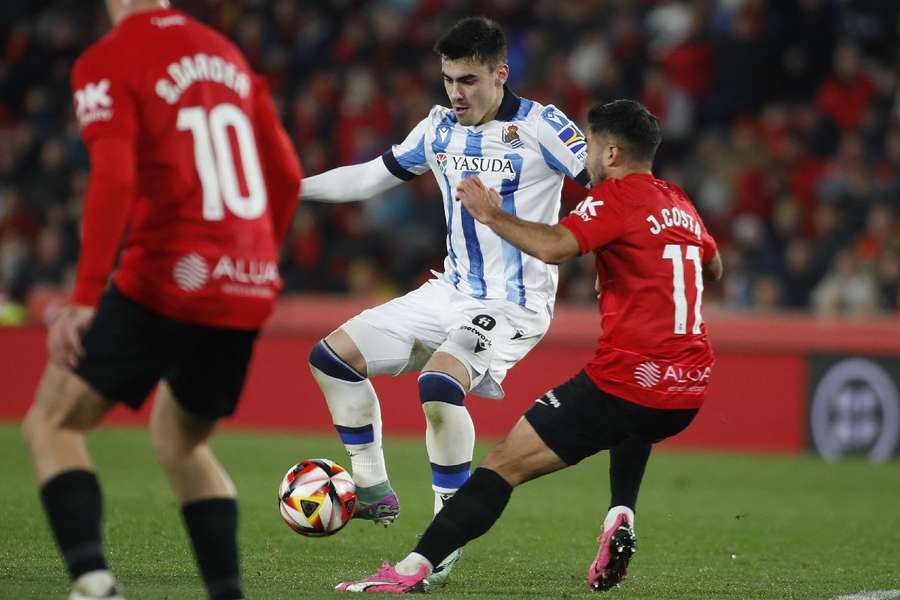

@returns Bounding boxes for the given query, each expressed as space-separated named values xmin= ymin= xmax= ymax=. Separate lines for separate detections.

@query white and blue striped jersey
xmin=382 ymin=88 xmax=589 ymax=313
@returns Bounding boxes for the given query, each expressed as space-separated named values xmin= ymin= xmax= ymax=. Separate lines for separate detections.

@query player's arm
xmin=699 ymin=219 xmax=723 ymax=282
xmin=301 ymin=157 xmax=405 ymax=203
xmin=457 ymin=177 xmax=579 ymax=264
xmin=70 ymin=138 xmax=137 ymax=307
xmin=703 ymin=250 xmax=723 ymax=282
xmin=302 ymin=113 xmax=433 ymax=202
xmin=69 ymin=55 xmax=138 ymax=309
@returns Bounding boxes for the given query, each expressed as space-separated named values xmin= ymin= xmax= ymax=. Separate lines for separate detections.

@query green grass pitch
xmin=1 ymin=423 xmax=898 ymax=599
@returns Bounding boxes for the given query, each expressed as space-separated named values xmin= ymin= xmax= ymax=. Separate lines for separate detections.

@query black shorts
xmin=524 ymin=370 xmax=698 ymax=465
xmin=73 ymin=285 xmax=259 ymax=419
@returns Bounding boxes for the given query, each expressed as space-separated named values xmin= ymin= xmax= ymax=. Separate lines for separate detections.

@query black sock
xmin=609 ymin=437 xmax=652 ymax=511
xmin=40 ymin=469 xmax=108 ymax=580
xmin=413 ymin=468 xmax=512 ymax=568
xmin=182 ymin=498 xmax=243 ymax=600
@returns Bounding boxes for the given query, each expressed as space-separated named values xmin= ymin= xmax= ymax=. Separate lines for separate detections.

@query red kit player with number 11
xmin=21 ymin=2 xmax=301 ymax=599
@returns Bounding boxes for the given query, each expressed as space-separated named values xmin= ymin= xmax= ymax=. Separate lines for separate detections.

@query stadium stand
xmin=0 ymin=0 xmax=897 ymax=325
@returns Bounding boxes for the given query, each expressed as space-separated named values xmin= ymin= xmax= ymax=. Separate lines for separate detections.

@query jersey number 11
xmin=662 ymin=244 xmax=704 ymax=335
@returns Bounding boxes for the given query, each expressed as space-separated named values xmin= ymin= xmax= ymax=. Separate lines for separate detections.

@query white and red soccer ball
xmin=278 ymin=459 xmax=357 ymax=537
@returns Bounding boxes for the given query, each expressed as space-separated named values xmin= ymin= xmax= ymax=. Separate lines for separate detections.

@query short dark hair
xmin=433 ymin=17 xmax=507 ymax=67
xmin=587 ymin=100 xmax=662 ymax=165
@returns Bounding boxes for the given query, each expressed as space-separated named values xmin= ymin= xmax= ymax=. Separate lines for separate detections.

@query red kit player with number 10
xmin=21 ymin=2 xmax=301 ymax=599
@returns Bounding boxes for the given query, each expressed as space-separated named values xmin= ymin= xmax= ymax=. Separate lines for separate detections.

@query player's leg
xmin=416 ymin=351 xmax=473 ymax=586
xmin=22 ymin=364 xmax=122 ymax=600
xmin=415 ymin=304 xmax=549 ymax=587
xmin=156 ymin=325 xmax=258 ymax=600
xmin=308 ymin=327 xmax=396 ymax=522
xmin=419 ymin=350 xmax=473 ymax=513
xmin=586 ymin=437 xmax=650 ymax=592
xmin=335 ymin=416 xmax=568 ymax=592
xmin=23 ymin=287 xmax=169 ymax=599
xmin=336 ymin=372 xmax=596 ymax=593
xmin=150 ymin=384 xmax=241 ymax=600
xmin=425 ymin=302 xmax=550 ymax=516
xmin=588 ymin=397 xmax=699 ymax=591
xmin=406 ymin=416 xmax=566 ymax=571
xmin=309 ymin=285 xmax=443 ymax=525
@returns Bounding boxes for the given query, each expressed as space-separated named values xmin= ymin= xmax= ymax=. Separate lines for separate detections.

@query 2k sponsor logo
xmin=74 ymin=79 xmax=113 ymax=125
xmin=573 ymin=196 xmax=604 ymax=221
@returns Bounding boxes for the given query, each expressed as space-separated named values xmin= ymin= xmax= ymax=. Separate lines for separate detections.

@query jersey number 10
xmin=662 ymin=244 xmax=704 ymax=335
xmin=177 ymin=103 xmax=267 ymax=221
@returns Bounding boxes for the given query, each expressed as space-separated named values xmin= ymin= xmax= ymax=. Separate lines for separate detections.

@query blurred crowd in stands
xmin=1 ymin=0 xmax=898 ymax=325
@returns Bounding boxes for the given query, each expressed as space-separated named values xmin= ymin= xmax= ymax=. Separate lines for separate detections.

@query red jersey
xmin=560 ymin=174 xmax=718 ymax=409
xmin=70 ymin=8 xmax=302 ymax=329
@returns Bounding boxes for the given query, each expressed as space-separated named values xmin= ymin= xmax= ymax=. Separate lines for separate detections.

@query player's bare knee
xmin=151 ymin=387 xmax=214 ymax=465
xmin=423 ymin=351 xmax=471 ymax=391
xmin=23 ymin=366 xmax=106 ymax=446
xmin=319 ymin=329 xmax=367 ymax=377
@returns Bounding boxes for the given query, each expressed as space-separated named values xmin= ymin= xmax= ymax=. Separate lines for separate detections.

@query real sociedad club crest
xmin=502 ymin=124 xmax=524 ymax=149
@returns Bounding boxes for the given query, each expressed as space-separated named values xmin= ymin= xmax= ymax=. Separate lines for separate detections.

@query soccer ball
xmin=278 ymin=459 xmax=357 ymax=537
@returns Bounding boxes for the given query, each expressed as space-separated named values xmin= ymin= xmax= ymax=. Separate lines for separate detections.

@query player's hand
xmin=456 ymin=177 xmax=501 ymax=224
xmin=47 ymin=305 xmax=96 ymax=369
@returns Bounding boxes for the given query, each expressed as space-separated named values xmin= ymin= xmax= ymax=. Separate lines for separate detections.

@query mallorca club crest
xmin=436 ymin=152 xmax=449 ymax=172
xmin=502 ymin=124 xmax=524 ymax=149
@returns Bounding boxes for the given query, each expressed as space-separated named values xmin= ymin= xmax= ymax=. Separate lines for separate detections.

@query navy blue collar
xmin=495 ymin=85 xmax=521 ymax=121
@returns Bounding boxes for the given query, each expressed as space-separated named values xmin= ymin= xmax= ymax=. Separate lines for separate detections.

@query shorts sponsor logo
xmin=634 ymin=362 xmax=661 ymax=388
xmin=502 ymin=124 xmax=524 ymax=149
xmin=472 ymin=315 xmax=496 ymax=330
xmin=810 ymin=358 xmax=900 ymax=462
xmin=74 ymin=79 xmax=113 ymax=126
xmin=173 ymin=253 xmax=209 ymax=291
xmin=459 ymin=325 xmax=492 ymax=354
xmin=535 ymin=390 xmax=561 ymax=408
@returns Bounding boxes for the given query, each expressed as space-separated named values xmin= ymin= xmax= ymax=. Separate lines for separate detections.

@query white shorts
xmin=341 ymin=278 xmax=551 ymax=399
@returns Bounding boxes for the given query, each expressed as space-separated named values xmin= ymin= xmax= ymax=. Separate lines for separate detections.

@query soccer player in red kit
xmin=335 ymin=100 xmax=722 ymax=593
xmin=21 ymin=1 xmax=301 ymax=599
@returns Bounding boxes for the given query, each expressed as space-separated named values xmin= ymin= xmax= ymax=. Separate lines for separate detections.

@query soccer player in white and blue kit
xmin=301 ymin=16 xmax=588 ymax=586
